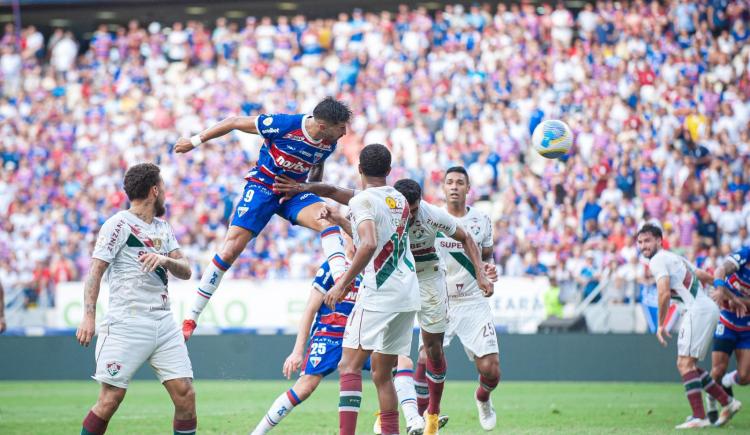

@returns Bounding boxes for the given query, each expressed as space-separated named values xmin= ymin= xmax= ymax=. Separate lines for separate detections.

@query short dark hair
xmin=637 ymin=223 xmax=662 ymax=239
xmin=445 ymin=166 xmax=469 ymax=182
xmin=123 ymin=163 xmax=161 ymax=201
xmin=313 ymin=97 xmax=352 ymax=125
xmin=359 ymin=144 xmax=391 ymax=177
xmin=394 ymin=179 xmax=422 ymax=205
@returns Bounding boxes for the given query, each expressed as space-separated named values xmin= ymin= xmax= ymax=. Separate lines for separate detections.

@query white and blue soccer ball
xmin=531 ymin=119 xmax=573 ymax=159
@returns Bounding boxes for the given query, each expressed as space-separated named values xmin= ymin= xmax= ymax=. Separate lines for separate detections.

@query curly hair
xmin=123 ymin=163 xmax=161 ymax=201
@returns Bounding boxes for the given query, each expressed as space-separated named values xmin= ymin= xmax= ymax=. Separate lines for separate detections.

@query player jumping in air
xmin=273 ymin=176 xmax=495 ymax=435
xmin=431 ymin=166 xmax=500 ymax=431
xmin=173 ymin=97 xmax=352 ymax=340
xmin=705 ymin=245 xmax=750 ymax=423
xmin=318 ymin=144 xmax=420 ymax=435
xmin=76 ymin=164 xmax=197 ymax=435
xmin=636 ymin=224 xmax=742 ymax=429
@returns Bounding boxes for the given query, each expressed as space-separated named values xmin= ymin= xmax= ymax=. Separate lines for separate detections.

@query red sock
xmin=414 ymin=361 xmax=429 ymax=415
xmin=699 ymin=369 xmax=730 ymax=406
xmin=682 ymin=370 xmax=706 ymax=419
xmin=82 ymin=410 xmax=108 ymax=435
xmin=339 ymin=372 xmax=362 ymax=435
xmin=174 ymin=417 xmax=197 ymax=434
xmin=380 ymin=410 xmax=399 ymax=435
xmin=426 ymin=355 xmax=446 ymax=415
xmin=475 ymin=375 xmax=499 ymax=403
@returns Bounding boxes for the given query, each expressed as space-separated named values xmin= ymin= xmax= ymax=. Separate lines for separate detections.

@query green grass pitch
xmin=1 ymin=380 xmax=748 ymax=434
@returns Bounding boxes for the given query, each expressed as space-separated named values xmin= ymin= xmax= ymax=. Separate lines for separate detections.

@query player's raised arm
xmin=274 ymin=174 xmax=357 ymax=206
xmin=76 ymin=258 xmax=109 ymax=347
xmin=284 ymin=288 xmax=325 ymax=379
xmin=174 ymin=115 xmax=259 ymax=153
xmin=450 ymin=226 xmax=494 ymax=297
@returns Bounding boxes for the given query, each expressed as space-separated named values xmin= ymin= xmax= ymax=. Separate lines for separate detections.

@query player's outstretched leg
xmin=81 ymin=384 xmax=126 ymax=434
xmin=251 ymin=375 xmax=321 ymax=434
xmin=474 ymin=354 xmax=500 ymax=431
xmin=164 ymin=378 xmax=197 ymax=435
xmin=183 ymin=226 xmax=254 ymax=340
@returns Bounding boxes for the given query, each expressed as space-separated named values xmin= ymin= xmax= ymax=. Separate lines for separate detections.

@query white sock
xmin=189 ymin=254 xmax=230 ymax=321
xmin=321 ymin=227 xmax=347 ymax=281
xmin=394 ymin=371 xmax=421 ymax=423
xmin=706 ymin=393 xmax=718 ymax=412
xmin=722 ymin=371 xmax=738 ymax=389
xmin=251 ymin=389 xmax=301 ymax=435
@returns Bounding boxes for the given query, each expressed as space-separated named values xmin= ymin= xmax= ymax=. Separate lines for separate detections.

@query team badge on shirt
xmin=263 ymin=117 xmax=273 ymax=126
xmin=152 ymin=238 xmax=162 ymax=250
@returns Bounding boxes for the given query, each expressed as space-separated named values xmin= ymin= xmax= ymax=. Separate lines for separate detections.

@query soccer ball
xmin=531 ymin=119 xmax=573 ymax=159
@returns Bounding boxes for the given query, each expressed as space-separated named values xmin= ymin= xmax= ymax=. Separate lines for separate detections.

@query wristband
xmin=190 ymin=134 xmax=203 ymax=147
xmin=714 ymin=278 xmax=728 ymax=289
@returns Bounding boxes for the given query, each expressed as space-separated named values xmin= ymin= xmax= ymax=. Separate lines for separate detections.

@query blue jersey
xmin=720 ymin=246 xmax=750 ymax=330
xmin=310 ymin=261 xmax=361 ymax=339
xmin=245 ymin=113 xmax=337 ymax=187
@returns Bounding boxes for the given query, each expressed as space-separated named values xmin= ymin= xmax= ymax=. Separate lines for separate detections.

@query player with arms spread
xmin=319 ymin=144 xmax=420 ymax=435
xmin=273 ymin=176 xmax=495 ymax=434
xmin=75 ymin=164 xmax=197 ymax=435
xmin=432 ymin=166 xmax=500 ymax=431
xmin=174 ymin=97 xmax=352 ymax=340
xmin=705 ymin=245 xmax=750 ymax=422
xmin=636 ymin=224 xmax=741 ymax=429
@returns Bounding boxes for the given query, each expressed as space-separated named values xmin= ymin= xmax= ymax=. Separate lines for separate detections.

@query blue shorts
xmin=713 ymin=321 xmax=750 ymax=354
xmin=302 ymin=334 xmax=371 ymax=377
xmin=230 ymin=181 xmax=323 ymax=235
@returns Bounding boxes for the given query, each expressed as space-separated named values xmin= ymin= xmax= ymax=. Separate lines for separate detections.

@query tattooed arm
xmin=76 ymin=259 xmax=109 ymax=347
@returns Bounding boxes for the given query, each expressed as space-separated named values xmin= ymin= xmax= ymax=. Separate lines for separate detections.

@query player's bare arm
xmin=274 ymin=175 xmax=356 ymax=206
xmin=451 ymin=226 xmax=493 ymax=296
xmin=324 ymin=219 xmax=376 ymax=310
xmin=0 ymin=281 xmax=6 ymax=334
xmin=284 ymin=289 xmax=324 ymax=379
xmin=655 ymin=276 xmax=672 ymax=347
xmin=139 ymin=249 xmax=191 ymax=280
xmin=76 ymin=258 xmax=109 ymax=347
xmin=318 ymin=204 xmax=353 ymax=237
xmin=174 ymin=115 xmax=259 ymax=153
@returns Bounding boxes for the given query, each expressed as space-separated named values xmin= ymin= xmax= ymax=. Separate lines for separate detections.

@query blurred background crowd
xmin=1 ymin=1 xmax=749 ymax=311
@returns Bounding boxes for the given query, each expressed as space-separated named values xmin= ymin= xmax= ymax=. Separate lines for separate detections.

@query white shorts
xmin=93 ymin=315 xmax=193 ymax=389
xmin=444 ymin=301 xmax=499 ymax=361
xmin=678 ymin=303 xmax=719 ymax=360
xmin=417 ymin=272 xmax=449 ymax=334
xmin=343 ymin=304 xmax=416 ymax=356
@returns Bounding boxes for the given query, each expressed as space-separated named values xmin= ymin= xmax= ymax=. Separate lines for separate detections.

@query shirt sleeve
xmin=649 ymin=254 xmax=669 ymax=282
xmin=728 ymin=247 xmax=750 ymax=269
xmin=165 ymin=223 xmax=180 ymax=253
xmin=425 ymin=203 xmax=457 ymax=237
xmin=312 ymin=262 xmax=333 ymax=294
xmin=92 ymin=217 xmax=128 ymax=264
xmin=481 ymin=214 xmax=493 ymax=248
xmin=255 ymin=113 xmax=298 ymax=141
xmin=348 ymin=193 xmax=375 ymax=233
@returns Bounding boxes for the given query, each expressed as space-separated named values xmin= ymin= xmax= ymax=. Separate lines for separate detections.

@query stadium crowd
xmin=1 ymin=1 xmax=750 ymax=309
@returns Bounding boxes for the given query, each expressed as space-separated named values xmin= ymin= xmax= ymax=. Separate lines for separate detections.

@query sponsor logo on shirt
xmin=385 ymin=196 xmax=397 ymax=209
xmin=262 ymin=128 xmax=280 ymax=134
xmin=274 ymin=154 xmax=310 ymax=173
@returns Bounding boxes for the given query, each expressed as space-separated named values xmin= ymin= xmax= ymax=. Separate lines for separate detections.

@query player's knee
xmin=174 ymin=385 xmax=196 ymax=414
xmin=424 ymin=342 xmax=443 ymax=362
xmin=676 ymin=358 xmax=695 ymax=374
xmin=736 ymin=370 xmax=750 ymax=385
xmin=397 ymin=355 xmax=414 ymax=371
xmin=479 ymin=357 xmax=500 ymax=380
xmin=98 ymin=389 xmax=125 ymax=414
